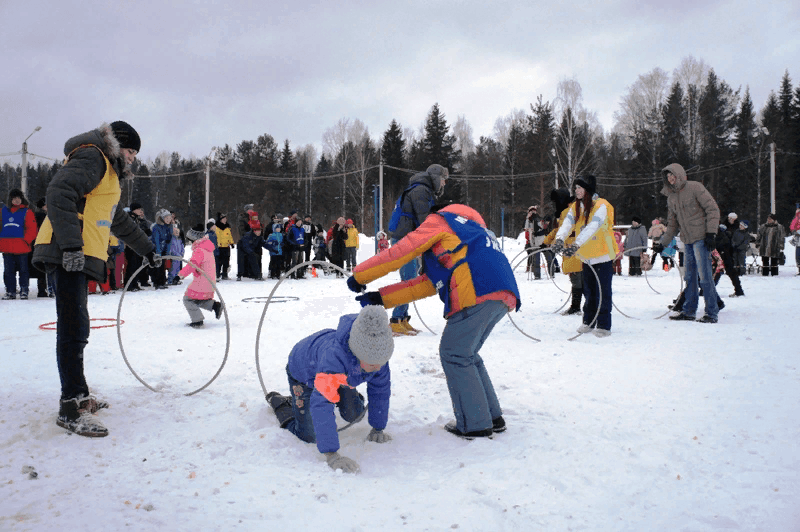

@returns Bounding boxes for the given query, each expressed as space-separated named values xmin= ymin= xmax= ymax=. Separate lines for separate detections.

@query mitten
xmin=324 ymin=452 xmax=360 ymax=474
xmin=346 ymin=275 xmax=367 ymax=293
xmin=62 ymin=250 xmax=85 ymax=272
xmin=367 ymin=427 xmax=392 ymax=443
xmin=704 ymin=233 xmax=716 ymax=251
xmin=551 ymin=239 xmax=564 ymax=255
xmin=356 ymin=291 xmax=383 ymax=307
xmin=145 ymin=251 xmax=162 ymax=268
xmin=563 ymin=244 xmax=579 ymax=257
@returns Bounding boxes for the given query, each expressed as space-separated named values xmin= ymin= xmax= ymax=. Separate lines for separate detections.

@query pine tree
xmin=660 ymin=82 xmax=689 ymax=165
xmin=421 ymin=103 xmax=457 ymax=171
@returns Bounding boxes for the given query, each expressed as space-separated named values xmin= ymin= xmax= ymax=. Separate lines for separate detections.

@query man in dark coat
xmin=33 ymin=121 xmax=158 ymax=438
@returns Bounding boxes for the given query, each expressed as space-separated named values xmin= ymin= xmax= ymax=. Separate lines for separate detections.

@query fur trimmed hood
xmin=62 ymin=123 xmax=131 ymax=178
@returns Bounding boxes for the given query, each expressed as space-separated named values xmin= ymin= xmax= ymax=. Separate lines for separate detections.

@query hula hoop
xmin=253 ymin=260 xmax=365 ymax=433
xmin=116 ymin=254 xmax=231 ymax=396
xmin=39 ymin=318 xmax=124 ymax=331
xmin=566 ymin=255 xmax=602 ymax=341
xmin=609 ymin=244 xmax=684 ymax=320
xmin=412 ymin=301 xmax=437 ymax=335
xmin=242 ymin=296 xmax=300 ymax=304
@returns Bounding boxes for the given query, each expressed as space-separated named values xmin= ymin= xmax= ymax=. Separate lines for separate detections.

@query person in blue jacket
xmin=266 ymin=305 xmax=395 ymax=474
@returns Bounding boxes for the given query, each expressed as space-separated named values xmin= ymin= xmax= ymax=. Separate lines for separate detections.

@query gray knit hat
xmin=348 ymin=306 xmax=394 ymax=366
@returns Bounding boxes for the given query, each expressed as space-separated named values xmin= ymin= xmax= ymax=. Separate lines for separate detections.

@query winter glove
xmin=347 ymin=275 xmax=367 ymax=293
xmin=551 ymin=239 xmax=564 ymax=255
xmin=367 ymin=427 xmax=392 ymax=443
xmin=144 ymin=251 xmax=162 ymax=268
xmin=324 ymin=451 xmax=360 ymax=474
xmin=704 ymin=233 xmax=716 ymax=251
xmin=563 ymin=244 xmax=579 ymax=258
xmin=356 ymin=291 xmax=383 ymax=307
xmin=62 ymin=250 xmax=85 ymax=272
xmin=229 ymin=243 xmax=235 ymax=249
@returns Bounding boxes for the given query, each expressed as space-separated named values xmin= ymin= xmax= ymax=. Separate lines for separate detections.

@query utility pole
xmin=20 ymin=126 xmax=42 ymax=197
xmin=769 ymin=142 xmax=776 ymax=215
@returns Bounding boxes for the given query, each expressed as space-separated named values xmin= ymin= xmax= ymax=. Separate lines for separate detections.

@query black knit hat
xmin=129 ymin=202 xmax=142 ymax=212
xmin=632 ymin=216 xmax=641 ymax=224
xmin=574 ymin=175 xmax=596 ymax=195
xmin=111 ymin=121 xmax=141 ymax=152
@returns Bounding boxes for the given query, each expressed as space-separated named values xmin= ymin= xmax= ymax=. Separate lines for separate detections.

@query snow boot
xmin=401 ymin=317 xmax=421 ymax=335
xmin=444 ymin=421 xmax=493 ymax=440
xmin=57 ymin=397 xmax=108 ymax=438
xmin=212 ymin=301 xmax=223 ymax=320
xmin=266 ymin=392 xmax=294 ymax=428
xmin=492 ymin=416 xmax=507 ymax=433
xmin=561 ymin=287 xmax=582 ymax=315
xmin=390 ymin=318 xmax=412 ymax=336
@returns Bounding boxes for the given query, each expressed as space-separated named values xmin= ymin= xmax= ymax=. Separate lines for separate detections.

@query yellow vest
xmin=35 ymin=145 xmax=120 ymax=262
xmin=572 ymin=198 xmax=619 ymax=262
xmin=544 ymin=209 xmax=582 ymax=274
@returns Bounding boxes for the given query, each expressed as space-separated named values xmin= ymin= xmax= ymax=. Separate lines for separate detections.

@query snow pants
xmin=182 ymin=294 xmax=215 ymax=323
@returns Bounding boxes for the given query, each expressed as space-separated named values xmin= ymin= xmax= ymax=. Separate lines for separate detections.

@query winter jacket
xmin=206 ymin=229 xmax=218 ymax=256
xmin=241 ymin=230 xmax=264 ymax=256
xmin=659 ymin=163 xmax=720 ymax=246
xmin=790 ymin=210 xmax=800 ymax=233
xmin=179 ymin=237 xmax=216 ymax=300
xmin=389 ymin=170 xmax=439 ymax=240
xmin=730 ymin=227 xmax=750 ymax=254
xmin=168 ymin=235 xmax=185 ymax=262
xmin=302 ymin=220 xmax=317 ymax=251
xmin=647 ymin=222 xmax=666 ymax=244
xmin=623 ymin=225 xmax=648 ymax=256
xmin=287 ymin=314 xmax=391 ymax=454
xmin=353 ymin=204 xmax=519 ymax=318
xmin=288 ymin=224 xmax=306 ymax=250
xmin=543 ymin=188 xmax=581 ymax=274
xmin=555 ymin=197 xmax=619 ymax=265
xmin=345 ymin=227 xmax=359 ymax=248
xmin=266 ymin=232 xmax=283 ymax=255
xmin=150 ymin=210 xmax=173 ymax=255
xmin=33 ymin=124 xmax=154 ymax=281
xmin=329 ymin=224 xmax=347 ymax=261
xmin=755 ymin=222 xmax=785 ymax=257
xmin=215 ymin=223 xmax=235 ymax=248
xmin=0 ymin=204 xmax=38 ymax=254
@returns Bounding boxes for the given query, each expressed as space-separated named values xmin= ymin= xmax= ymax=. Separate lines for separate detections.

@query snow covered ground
xmin=1 ymin=236 xmax=798 ymax=532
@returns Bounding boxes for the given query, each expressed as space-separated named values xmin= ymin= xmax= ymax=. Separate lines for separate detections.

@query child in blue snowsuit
xmin=167 ymin=226 xmax=185 ymax=285
xmin=266 ymin=305 xmax=395 ymax=474
xmin=266 ymin=224 xmax=284 ymax=279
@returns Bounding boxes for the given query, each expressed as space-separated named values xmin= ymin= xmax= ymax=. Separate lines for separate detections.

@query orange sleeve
xmin=314 ymin=373 xmax=350 ymax=403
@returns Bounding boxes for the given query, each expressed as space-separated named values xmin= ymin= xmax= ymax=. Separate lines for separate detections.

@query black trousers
xmin=53 ymin=268 xmax=91 ymax=400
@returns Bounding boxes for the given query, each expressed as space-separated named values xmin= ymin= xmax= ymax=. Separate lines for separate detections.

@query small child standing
xmin=376 ymin=231 xmax=389 ymax=253
xmin=266 ymin=223 xmax=284 ymax=279
xmin=179 ymin=225 xmax=223 ymax=328
xmin=168 ymin=226 xmax=185 ymax=285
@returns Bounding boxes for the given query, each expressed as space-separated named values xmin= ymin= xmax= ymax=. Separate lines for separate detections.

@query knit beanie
xmin=728 ymin=212 xmax=737 ymax=220
xmin=110 ymin=121 xmax=141 ymax=152
xmin=348 ymin=306 xmax=394 ymax=366
xmin=574 ymin=175 xmax=597 ymax=195
xmin=186 ymin=224 xmax=206 ymax=241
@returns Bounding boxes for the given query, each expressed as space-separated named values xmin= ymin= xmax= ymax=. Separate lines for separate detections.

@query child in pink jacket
xmin=179 ymin=225 xmax=223 ymax=328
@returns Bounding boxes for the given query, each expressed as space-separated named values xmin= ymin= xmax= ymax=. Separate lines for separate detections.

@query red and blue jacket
xmin=0 ymin=205 xmax=38 ymax=254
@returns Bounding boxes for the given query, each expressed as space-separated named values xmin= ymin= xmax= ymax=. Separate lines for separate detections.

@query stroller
xmin=745 ymin=242 xmax=761 ymax=275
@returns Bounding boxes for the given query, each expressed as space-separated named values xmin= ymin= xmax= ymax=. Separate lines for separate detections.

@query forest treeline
xmin=3 ymin=57 xmax=799 ymax=238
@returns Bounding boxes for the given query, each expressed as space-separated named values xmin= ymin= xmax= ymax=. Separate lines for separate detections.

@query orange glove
xmin=314 ymin=373 xmax=350 ymax=403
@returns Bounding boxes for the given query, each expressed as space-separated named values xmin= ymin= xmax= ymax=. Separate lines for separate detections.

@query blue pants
xmin=53 ymin=267 xmax=91 ymax=400
xmin=683 ymin=240 xmax=719 ymax=319
xmin=283 ymin=366 xmax=365 ymax=444
xmin=439 ymin=300 xmax=507 ymax=433
xmin=3 ymin=253 xmax=30 ymax=295
xmin=582 ymin=260 xmax=613 ymax=331
xmin=391 ymin=245 xmax=418 ymax=320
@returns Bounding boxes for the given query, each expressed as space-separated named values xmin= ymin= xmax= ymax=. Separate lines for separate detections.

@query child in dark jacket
xmin=240 ymin=224 xmax=266 ymax=280
xmin=266 ymin=305 xmax=395 ymax=474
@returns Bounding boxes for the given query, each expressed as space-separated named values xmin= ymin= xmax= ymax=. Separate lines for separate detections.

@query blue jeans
xmin=53 ymin=267 xmax=91 ymax=400
xmin=582 ymin=260 xmax=613 ymax=331
xmin=439 ymin=300 xmax=507 ymax=433
xmin=3 ymin=253 xmax=30 ymax=295
xmin=391 ymin=241 xmax=419 ymax=321
xmin=683 ymin=239 xmax=719 ymax=319
xmin=283 ymin=366 xmax=365 ymax=444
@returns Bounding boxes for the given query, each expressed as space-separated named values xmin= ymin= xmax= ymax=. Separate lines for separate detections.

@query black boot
xmin=561 ymin=287 xmax=582 ymax=315
xmin=266 ymin=392 xmax=294 ymax=428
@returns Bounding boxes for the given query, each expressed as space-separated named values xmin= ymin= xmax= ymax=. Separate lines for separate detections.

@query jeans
xmin=53 ymin=267 xmax=91 ymax=400
xmin=582 ymin=260 xmax=613 ymax=330
xmin=391 ymin=245 xmax=419 ymax=320
xmin=3 ymin=253 xmax=30 ymax=295
xmin=439 ymin=300 xmax=507 ymax=433
xmin=683 ymin=240 xmax=719 ymax=319
xmin=283 ymin=366 xmax=365 ymax=444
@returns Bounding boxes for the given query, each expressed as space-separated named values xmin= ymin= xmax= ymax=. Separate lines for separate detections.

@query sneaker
xmin=492 ymin=416 xmax=507 ymax=433
xmin=561 ymin=306 xmax=581 ymax=316
xmin=212 ymin=301 xmax=223 ymax=320
xmin=2 ymin=293 xmax=15 ymax=300
xmin=188 ymin=321 xmax=204 ymax=328
xmin=593 ymin=328 xmax=611 ymax=338
xmin=444 ymin=421 xmax=493 ymax=440
xmin=56 ymin=397 xmax=108 ymax=438
xmin=576 ymin=323 xmax=592 ymax=334
xmin=696 ymin=315 xmax=717 ymax=324
xmin=729 ymin=293 xmax=744 ymax=298
xmin=20 ymin=293 xmax=28 ymax=300
xmin=669 ymin=313 xmax=696 ymax=321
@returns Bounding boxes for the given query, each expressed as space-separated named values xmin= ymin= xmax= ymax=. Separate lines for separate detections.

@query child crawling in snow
xmin=179 ymin=225 xmax=223 ymax=328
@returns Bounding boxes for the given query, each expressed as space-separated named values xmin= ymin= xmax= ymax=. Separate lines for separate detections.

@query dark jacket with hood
xmin=32 ymin=124 xmax=154 ymax=281
xmin=389 ymin=166 xmax=446 ymax=241
xmin=659 ymin=163 xmax=720 ymax=246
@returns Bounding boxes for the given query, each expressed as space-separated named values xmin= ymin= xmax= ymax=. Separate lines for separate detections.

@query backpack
xmin=388 ymin=183 xmax=433 ymax=234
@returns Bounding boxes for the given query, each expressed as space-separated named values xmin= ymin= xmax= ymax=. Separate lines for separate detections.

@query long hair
xmin=573 ymin=194 xmax=593 ymax=224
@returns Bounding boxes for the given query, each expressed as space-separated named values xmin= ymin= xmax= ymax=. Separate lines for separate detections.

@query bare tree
xmin=673 ymin=55 xmax=710 ymax=161
xmin=553 ymin=78 xmax=601 ymax=188
xmin=322 ymin=118 xmax=354 ymax=214
xmin=295 ymin=144 xmax=318 ymax=215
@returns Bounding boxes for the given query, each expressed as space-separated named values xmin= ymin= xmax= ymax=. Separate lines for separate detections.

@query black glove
xmin=563 ymin=244 xmax=579 ymax=257
xmin=230 ymin=243 xmax=235 ymax=249
xmin=356 ymin=291 xmax=383 ymax=307
xmin=62 ymin=250 xmax=85 ymax=272
xmin=704 ymin=233 xmax=716 ymax=251
xmin=347 ymin=275 xmax=367 ymax=293
xmin=144 ymin=251 xmax=162 ymax=268
xmin=551 ymin=239 xmax=564 ymax=255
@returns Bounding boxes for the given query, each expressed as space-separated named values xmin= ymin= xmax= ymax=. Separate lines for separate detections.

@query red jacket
xmin=0 ymin=204 xmax=38 ymax=254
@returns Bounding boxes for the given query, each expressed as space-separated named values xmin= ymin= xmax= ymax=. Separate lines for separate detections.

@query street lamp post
xmin=20 ymin=126 xmax=42 ymax=198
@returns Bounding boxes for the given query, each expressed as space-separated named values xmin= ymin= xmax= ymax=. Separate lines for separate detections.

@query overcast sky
xmin=2 ymin=0 xmax=798 ymax=169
